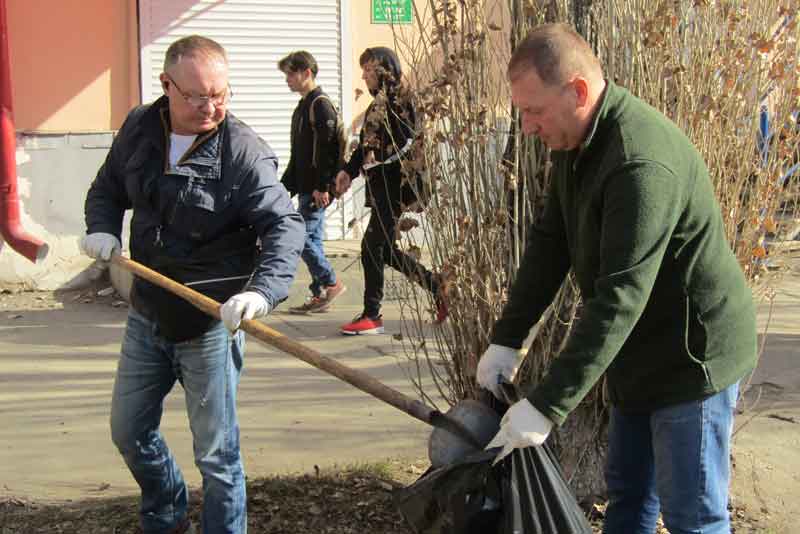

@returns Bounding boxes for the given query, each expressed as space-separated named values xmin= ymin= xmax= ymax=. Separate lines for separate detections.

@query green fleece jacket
xmin=491 ymin=81 xmax=757 ymax=425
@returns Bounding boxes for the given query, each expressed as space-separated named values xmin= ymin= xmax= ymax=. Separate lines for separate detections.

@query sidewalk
xmin=0 ymin=241 xmax=442 ymax=502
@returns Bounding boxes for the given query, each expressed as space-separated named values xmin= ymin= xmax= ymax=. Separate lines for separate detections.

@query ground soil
xmin=0 ymin=462 xmax=772 ymax=534
xmin=1 ymin=260 xmax=798 ymax=533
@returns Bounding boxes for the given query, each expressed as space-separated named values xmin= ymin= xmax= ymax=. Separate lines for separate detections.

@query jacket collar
xmin=141 ymin=96 xmax=224 ymax=179
xmin=567 ymin=80 xmax=620 ymax=172
xmin=301 ymin=85 xmax=324 ymax=105
xmin=580 ymin=80 xmax=623 ymax=153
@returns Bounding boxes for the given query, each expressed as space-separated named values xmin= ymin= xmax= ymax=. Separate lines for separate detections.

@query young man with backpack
xmin=279 ymin=51 xmax=346 ymax=313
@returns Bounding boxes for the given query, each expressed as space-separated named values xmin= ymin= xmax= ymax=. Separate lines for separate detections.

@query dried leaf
xmin=397 ymin=218 xmax=420 ymax=232
xmin=750 ymin=33 xmax=774 ymax=54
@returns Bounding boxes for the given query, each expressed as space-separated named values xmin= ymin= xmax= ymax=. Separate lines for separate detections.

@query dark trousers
xmin=361 ymin=200 xmax=438 ymax=317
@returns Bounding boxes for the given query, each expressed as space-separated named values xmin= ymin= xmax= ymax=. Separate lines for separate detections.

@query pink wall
xmin=7 ymin=1 xmax=492 ymax=132
xmin=7 ymin=0 xmax=138 ymax=132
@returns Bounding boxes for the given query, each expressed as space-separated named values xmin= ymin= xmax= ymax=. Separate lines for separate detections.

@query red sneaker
xmin=341 ymin=314 xmax=384 ymax=335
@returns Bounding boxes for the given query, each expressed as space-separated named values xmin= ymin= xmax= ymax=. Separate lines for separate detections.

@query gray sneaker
xmin=288 ymin=296 xmax=324 ymax=314
xmin=314 ymin=281 xmax=347 ymax=312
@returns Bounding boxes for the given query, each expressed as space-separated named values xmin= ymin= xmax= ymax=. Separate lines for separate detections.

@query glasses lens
xmin=188 ymin=89 xmax=229 ymax=108
xmin=215 ymin=88 xmax=231 ymax=105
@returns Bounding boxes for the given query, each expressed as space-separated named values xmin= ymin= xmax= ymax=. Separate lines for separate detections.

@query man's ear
xmin=159 ymin=73 xmax=169 ymax=94
xmin=571 ymin=77 xmax=589 ymax=108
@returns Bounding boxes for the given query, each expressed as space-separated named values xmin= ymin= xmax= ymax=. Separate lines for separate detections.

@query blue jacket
xmin=85 ymin=96 xmax=304 ymax=340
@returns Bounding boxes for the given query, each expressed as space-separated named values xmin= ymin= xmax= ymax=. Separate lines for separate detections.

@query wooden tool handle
xmin=110 ymin=255 xmax=437 ymax=426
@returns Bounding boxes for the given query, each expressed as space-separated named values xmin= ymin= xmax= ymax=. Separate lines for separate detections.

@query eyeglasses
xmin=164 ymin=72 xmax=232 ymax=108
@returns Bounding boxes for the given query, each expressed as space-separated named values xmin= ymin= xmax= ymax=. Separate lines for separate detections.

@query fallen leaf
xmin=397 ymin=218 xmax=420 ymax=232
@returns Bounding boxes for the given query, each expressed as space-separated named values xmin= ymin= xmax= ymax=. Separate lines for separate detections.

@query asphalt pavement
xmin=0 ymin=240 xmax=444 ymax=501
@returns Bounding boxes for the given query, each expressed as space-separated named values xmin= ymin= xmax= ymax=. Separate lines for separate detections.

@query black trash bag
xmin=394 ymin=389 xmax=592 ymax=534
xmin=393 ymin=449 xmax=504 ymax=534
xmin=501 ymin=443 xmax=592 ymax=533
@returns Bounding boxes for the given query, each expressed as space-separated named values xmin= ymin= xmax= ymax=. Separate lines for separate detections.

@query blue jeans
xmin=110 ymin=309 xmax=247 ymax=534
xmin=298 ymin=193 xmax=336 ymax=296
xmin=603 ymin=383 xmax=739 ymax=534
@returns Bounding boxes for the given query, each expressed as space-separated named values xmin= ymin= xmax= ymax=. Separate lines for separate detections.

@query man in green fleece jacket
xmin=477 ymin=23 xmax=757 ymax=534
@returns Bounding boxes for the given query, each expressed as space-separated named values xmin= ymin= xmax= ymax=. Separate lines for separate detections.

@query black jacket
xmin=281 ymin=86 xmax=339 ymax=196
xmin=343 ymin=47 xmax=419 ymax=208
xmin=85 ymin=96 xmax=305 ymax=341
xmin=343 ymin=95 xmax=417 ymax=208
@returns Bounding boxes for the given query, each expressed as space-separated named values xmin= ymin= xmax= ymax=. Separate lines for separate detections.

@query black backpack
xmin=309 ymin=94 xmax=349 ymax=171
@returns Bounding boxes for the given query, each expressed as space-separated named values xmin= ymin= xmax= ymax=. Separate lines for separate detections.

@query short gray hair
xmin=508 ymin=23 xmax=602 ymax=86
xmin=163 ymin=35 xmax=228 ymax=73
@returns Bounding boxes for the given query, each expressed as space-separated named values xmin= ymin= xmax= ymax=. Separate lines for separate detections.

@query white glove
xmin=476 ymin=344 xmax=524 ymax=399
xmin=220 ymin=291 xmax=270 ymax=332
xmin=80 ymin=232 xmax=121 ymax=261
xmin=486 ymin=398 xmax=553 ymax=464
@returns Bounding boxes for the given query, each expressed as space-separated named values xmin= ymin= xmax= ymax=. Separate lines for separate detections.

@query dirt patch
xmin=0 ymin=275 xmax=126 ymax=315
xmin=0 ymin=462 xmax=417 ymax=534
xmin=0 ymin=461 xmax=772 ymax=534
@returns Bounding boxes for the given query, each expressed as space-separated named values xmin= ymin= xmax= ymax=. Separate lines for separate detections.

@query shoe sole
xmin=340 ymin=326 xmax=384 ymax=335
xmin=313 ymin=285 xmax=347 ymax=313
xmin=288 ymin=308 xmax=313 ymax=315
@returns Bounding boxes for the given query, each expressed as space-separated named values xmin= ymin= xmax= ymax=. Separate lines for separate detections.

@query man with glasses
xmin=81 ymin=35 xmax=304 ymax=534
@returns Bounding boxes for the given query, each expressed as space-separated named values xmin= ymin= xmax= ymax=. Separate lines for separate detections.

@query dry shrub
xmin=589 ymin=1 xmax=800 ymax=293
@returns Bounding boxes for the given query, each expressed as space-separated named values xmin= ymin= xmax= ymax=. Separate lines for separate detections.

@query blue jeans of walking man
xmin=298 ymin=193 xmax=336 ymax=296
xmin=603 ymin=382 xmax=739 ymax=534
xmin=111 ymin=309 xmax=247 ymax=534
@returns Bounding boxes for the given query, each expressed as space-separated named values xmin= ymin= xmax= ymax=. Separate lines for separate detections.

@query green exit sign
xmin=372 ymin=0 xmax=413 ymax=24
